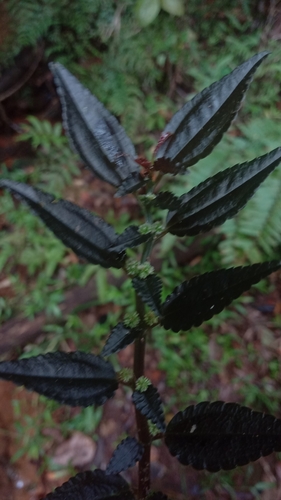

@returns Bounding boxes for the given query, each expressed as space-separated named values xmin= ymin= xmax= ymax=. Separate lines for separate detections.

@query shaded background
xmin=1 ymin=0 xmax=281 ymax=498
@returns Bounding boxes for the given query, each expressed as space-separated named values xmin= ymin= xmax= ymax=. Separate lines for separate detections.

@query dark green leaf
xmin=132 ymin=384 xmax=166 ymax=433
xmin=162 ymin=261 xmax=281 ymax=332
xmin=0 ymin=352 xmax=118 ymax=407
xmin=132 ymin=275 xmax=163 ymax=316
xmin=154 ymin=191 xmax=182 ymax=211
xmin=50 ymin=63 xmax=143 ymax=195
xmin=0 ymin=180 xmax=125 ymax=269
xmin=106 ymin=437 xmax=144 ymax=475
xmin=43 ymin=469 xmax=135 ymax=499
xmin=165 ymin=401 xmax=281 ymax=472
xmin=154 ymin=52 xmax=269 ymax=173
xmin=112 ymin=226 xmax=151 ymax=253
xmin=101 ymin=323 xmax=141 ymax=357
xmin=166 ymin=147 xmax=281 ymax=236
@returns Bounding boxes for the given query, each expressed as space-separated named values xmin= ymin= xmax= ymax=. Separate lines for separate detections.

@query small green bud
xmin=126 ymin=259 xmax=154 ymax=279
xmin=118 ymin=368 xmax=133 ymax=384
xmin=124 ymin=311 xmax=140 ymax=328
xmin=152 ymin=221 xmax=164 ymax=236
xmin=144 ymin=311 xmax=157 ymax=326
xmin=136 ymin=376 xmax=151 ymax=392
xmin=126 ymin=258 xmax=139 ymax=277
xmin=138 ymin=193 xmax=156 ymax=203
xmin=148 ymin=421 xmax=159 ymax=437
xmin=138 ymin=262 xmax=154 ymax=279
xmin=139 ymin=223 xmax=153 ymax=235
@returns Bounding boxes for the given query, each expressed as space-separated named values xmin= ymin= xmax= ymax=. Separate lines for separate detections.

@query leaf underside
xmin=162 ymin=260 xmax=281 ymax=332
xmin=101 ymin=323 xmax=142 ymax=357
xmin=132 ymin=384 xmax=166 ymax=433
xmin=0 ymin=352 xmax=118 ymax=407
xmin=154 ymin=52 xmax=269 ymax=173
xmin=165 ymin=147 xmax=281 ymax=236
xmin=43 ymin=469 xmax=135 ymax=499
xmin=132 ymin=275 xmax=163 ymax=316
xmin=50 ymin=62 xmax=143 ymax=196
xmin=106 ymin=437 xmax=144 ymax=475
xmin=0 ymin=180 xmax=125 ymax=269
xmin=165 ymin=401 xmax=281 ymax=472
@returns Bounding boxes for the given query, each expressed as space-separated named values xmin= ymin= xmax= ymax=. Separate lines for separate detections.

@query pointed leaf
xmin=0 ymin=180 xmax=125 ymax=269
xmin=154 ymin=52 xmax=269 ymax=173
xmin=166 ymin=147 xmax=281 ymax=236
xmin=101 ymin=323 xmax=141 ymax=357
xmin=106 ymin=437 xmax=144 ymax=475
xmin=165 ymin=401 xmax=281 ymax=472
xmin=132 ymin=384 xmax=166 ymax=433
xmin=162 ymin=260 xmax=281 ymax=332
xmin=43 ymin=469 xmax=135 ymax=499
xmin=0 ymin=352 xmax=118 ymax=407
xmin=111 ymin=226 xmax=151 ymax=253
xmin=132 ymin=275 xmax=163 ymax=316
xmin=50 ymin=63 xmax=143 ymax=195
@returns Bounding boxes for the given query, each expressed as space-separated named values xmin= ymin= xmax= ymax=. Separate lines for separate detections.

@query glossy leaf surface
xmin=154 ymin=52 xmax=268 ymax=173
xmin=106 ymin=437 xmax=144 ymax=475
xmin=165 ymin=401 xmax=281 ymax=472
xmin=44 ymin=469 xmax=134 ymax=499
xmin=0 ymin=352 xmax=118 ymax=407
xmin=112 ymin=226 xmax=151 ymax=253
xmin=162 ymin=261 xmax=281 ymax=332
xmin=101 ymin=323 xmax=141 ymax=357
xmin=166 ymin=147 xmax=281 ymax=236
xmin=132 ymin=275 xmax=163 ymax=315
xmin=132 ymin=384 xmax=166 ymax=433
xmin=0 ymin=180 xmax=125 ymax=269
xmin=50 ymin=63 xmax=143 ymax=196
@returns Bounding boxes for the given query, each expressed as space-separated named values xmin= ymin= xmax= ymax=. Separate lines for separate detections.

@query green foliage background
xmin=1 ymin=1 xmax=281 ymax=494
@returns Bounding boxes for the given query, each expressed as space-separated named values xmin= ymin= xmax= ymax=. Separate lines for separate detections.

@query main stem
xmin=134 ymin=293 xmax=151 ymax=499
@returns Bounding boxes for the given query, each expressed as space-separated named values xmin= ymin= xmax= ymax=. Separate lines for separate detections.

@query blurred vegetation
xmin=1 ymin=1 xmax=281 ymax=494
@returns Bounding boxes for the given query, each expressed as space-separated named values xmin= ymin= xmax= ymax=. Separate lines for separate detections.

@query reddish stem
xmin=134 ymin=296 xmax=151 ymax=499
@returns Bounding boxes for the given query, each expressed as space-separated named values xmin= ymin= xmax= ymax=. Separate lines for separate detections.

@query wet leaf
xmin=166 ymin=147 xmax=281 ymax=236
xmin=43 ymin=469 xmax=135 ymax=499
xmin=50 ymin=63 xmax=142 ymax=195
xmin=162 ymin=261 xmax=281 ymax=332
xmin=132 ymin=275 xmax=163 ymax=316
xmin=165 ymin=401 xmax=281 ymax=472
xmin=112 ymin=226 xmax=151 ymax=253
xmin=101 ymin=323 xmax=141 ymax=357
xmin=0 ymin=180 xmax=125 ymax=269
xmin=133 ymin=384 xmax=166 ymax=433
xmin=154 ymin=52 xmax=269 ymax=173
xmin=0 ymin=351 xmax=118 ymax=407
xmin=153 ymin=191 xmax=182 ymax=211
xmin=106 ymin=437 xmax=144 ymax=475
